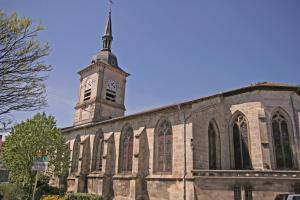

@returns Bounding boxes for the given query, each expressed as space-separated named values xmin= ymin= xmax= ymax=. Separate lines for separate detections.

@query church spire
xmin=102 ymin=11 xmax=113 ymax=52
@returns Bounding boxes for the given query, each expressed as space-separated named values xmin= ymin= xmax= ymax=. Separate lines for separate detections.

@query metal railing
xmin=192 ymin=169 xmax=300 ymax=179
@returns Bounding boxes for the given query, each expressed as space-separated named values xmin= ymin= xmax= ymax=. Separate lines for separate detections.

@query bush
xmin=42 ymin=195 xmax=64 ymax=200
xmin=64 ymin=193 xmax=103 ymax=200
xmin=34 ymin=185 xmax=65 ymax=200
xmin=0 ymin=183 xmax=26 ymax=200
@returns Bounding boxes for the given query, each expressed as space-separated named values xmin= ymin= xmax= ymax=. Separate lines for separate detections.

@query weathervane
xmin=109 ymin=0 xmax=114 ymax=12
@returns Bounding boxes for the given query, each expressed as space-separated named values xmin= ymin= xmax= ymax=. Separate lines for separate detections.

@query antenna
xmin=109 ymin=0 xmax=114 ymax=12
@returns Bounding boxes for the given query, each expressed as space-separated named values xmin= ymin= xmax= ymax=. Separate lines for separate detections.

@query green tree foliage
xmin=0 ymin=113 xmax=69 ymax=189
xmin=0 ymin=10 xmax=51 ymax=129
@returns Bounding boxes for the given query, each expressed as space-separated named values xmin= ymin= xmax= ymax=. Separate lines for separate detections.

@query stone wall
xmin=63 ymin=89 xmax=300 ymax=200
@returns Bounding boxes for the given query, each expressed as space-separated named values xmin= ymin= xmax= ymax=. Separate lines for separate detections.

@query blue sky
xmin=1 ymin=0 xmax=300 ymax=128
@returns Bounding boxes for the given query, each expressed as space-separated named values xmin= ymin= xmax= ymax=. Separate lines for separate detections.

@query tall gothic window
xmin=91 ymin=130 xmax=104 ymax=172
xmin=154 ymin=119 xmax=172 ymax=173
xmin=71 ymin=135 xmax=80 ymax=174
xmin=232 ymin=113 xmax=252 ymax=170
xmin=208 ymin=120 xmax=220 ymax=169
xmin=272 ymin=110 xmax=293 ymax=169
xmin=119 ymin=124 xmax=134 ymax=173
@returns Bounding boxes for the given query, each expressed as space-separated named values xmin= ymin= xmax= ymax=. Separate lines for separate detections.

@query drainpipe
xmin=178 ymin=104 xmax=193 ymax=200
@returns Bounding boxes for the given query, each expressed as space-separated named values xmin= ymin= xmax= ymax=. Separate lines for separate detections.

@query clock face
xmin=85 ymin=79 xmax=92 ymax=90
xmin=107 ymin=80 xmax=117 ymax=92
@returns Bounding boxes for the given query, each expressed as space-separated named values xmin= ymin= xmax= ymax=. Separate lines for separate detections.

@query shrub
xmin=42 ymin=195 xmax=64 ymax=200
xmin=34 ymin=185 xmax=65 ymax=200
xmin=0 ymin=183 xmax=26 ymax=200
xmin=64 ymin=193 xmax=103 ymax=200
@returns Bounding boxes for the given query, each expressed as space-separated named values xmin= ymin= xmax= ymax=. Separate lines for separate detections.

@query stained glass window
xmin=232 ymin=113 xmax=252 ymax=170
xmin=272 ymin=111 xmax=293 ymax=169
xmin=119 ymin=125 xmax=134 ymax=172
xmin=155 ymin=119 xmax=172 ymax=173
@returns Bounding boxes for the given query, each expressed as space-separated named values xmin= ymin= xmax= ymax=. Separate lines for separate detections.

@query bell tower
xmin=74 ymin=11 xmax=129 ymax=125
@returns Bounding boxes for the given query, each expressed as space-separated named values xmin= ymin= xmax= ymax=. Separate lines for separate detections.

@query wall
xmin=63 ymin=89 xmax=300 ymax=200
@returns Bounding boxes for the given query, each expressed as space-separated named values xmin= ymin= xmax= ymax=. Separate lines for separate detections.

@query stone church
xmin=60 ymin=11 xmax=300 ymax=200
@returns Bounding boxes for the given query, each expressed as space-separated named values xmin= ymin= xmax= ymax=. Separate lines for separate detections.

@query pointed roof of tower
xmin=91 ymin=11 xmax=128 ymax=75
xmin=103 ymin=11 xmax=112 ymax=38
xmin=101 ymin=11 xmax=113 ymax=52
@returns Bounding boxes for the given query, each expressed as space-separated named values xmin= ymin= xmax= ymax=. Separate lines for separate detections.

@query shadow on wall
xmin=79 ymin=136 xmax=91 ymax=193
xmin=103 ymin=134 xmax=116 ymax=200
xmin=136 ymin=128 xmax=150 ymax=200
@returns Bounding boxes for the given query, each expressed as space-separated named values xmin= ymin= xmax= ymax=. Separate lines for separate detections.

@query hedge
xmin=64 ymin=193 xmax=103 ymax=200
xmin=42 ymin=195 xmax=64 ymax=200
xmin=34 ymin=184 xmax=65 ymax=200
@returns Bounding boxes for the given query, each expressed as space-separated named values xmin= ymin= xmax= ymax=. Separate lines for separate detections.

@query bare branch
xmin=0 ymin=11 xmax=51 ymax=123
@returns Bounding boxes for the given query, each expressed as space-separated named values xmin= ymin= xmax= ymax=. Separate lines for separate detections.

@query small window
xmin=293 ymin=197 xmax=300 ymax=200
xmin=245 ymin=186 xmax=252 ymax=200
xmin=233 ymin=186 xmax=241 ymax=200
xmin=84 ymin=89 xmax=91 ymax=101
xmin=106 ymin=89 xmax=116 ymax=102
xmin=294 ymin=183 xmax=300 ymax=194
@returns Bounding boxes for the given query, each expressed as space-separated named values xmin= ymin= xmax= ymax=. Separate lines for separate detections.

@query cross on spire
xmin=109 ymin=0 xmax=114 ymax=12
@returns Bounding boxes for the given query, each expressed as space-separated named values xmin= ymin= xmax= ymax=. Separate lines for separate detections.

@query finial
xmin=109 ymin=0 xmax=114 ymax=13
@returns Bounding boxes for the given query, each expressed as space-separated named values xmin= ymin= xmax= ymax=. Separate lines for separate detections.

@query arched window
xmin=71 ymin=135 xmax=80 ymax=174
xmin=272 ymin=110 xmax=293 ymax=169
xmin=232 ymin=113 xmax=252 ymax=170
xmin=119 ymin=124 xmax=134 ymax=173
xmin=154 ymin=119 xmax=172 ymax=173
xmin=208 ymin=120 xmax=220 ymax=169
xmin=91 ymin=130 xmax=104 ymax=172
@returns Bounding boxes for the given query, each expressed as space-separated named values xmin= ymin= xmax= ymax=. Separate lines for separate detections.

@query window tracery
xmin=154 ymin=119 xmax=172 ymax=173
xmin=272 ymin=111 xmax=293 ymax=169
xmin=232 ymin=113 xmax=252 ymax=170
xmin=119 ymin=125 xmax=134 ymax=173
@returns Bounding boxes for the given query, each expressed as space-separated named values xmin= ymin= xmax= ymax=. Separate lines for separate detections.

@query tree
xmin=0 ymin=11 xmax=51 ymax=127
xmin=0 ymin=113 xmax=69 ymax=191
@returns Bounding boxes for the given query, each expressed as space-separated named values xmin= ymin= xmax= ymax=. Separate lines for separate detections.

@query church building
xmin=61 ymin=11 xmax=300 ymax=200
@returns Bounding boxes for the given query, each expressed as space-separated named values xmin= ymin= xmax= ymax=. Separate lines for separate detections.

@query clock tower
xmin=74 ymin=12 xmax=129 ymax=125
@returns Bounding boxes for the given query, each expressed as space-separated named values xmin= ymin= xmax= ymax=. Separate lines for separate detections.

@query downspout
xmin=178 ymin=104 xmax=192 ymax=200
xmin=177 ymin=99 xmax=221 ymax=200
